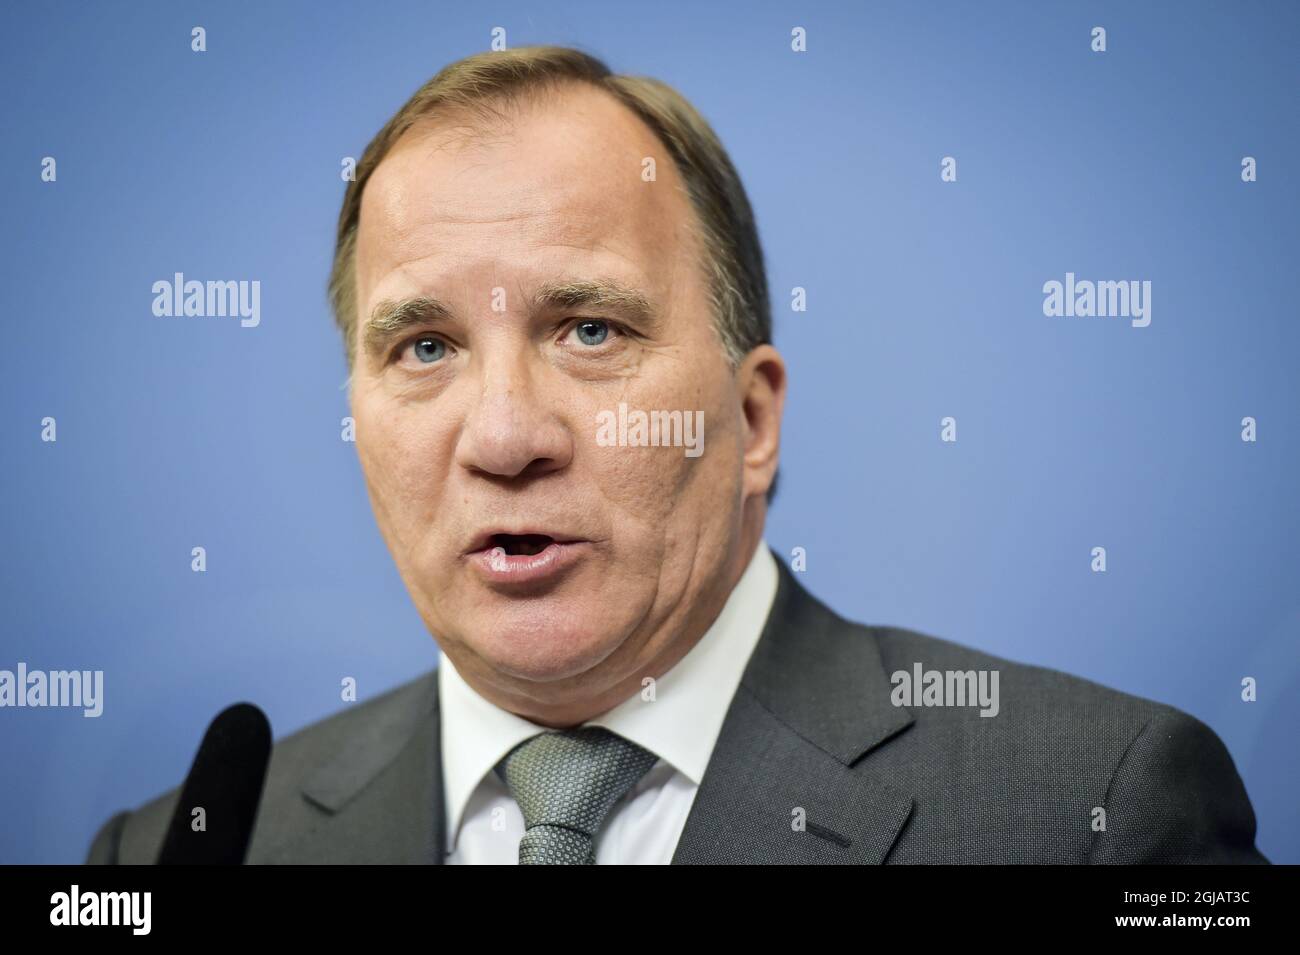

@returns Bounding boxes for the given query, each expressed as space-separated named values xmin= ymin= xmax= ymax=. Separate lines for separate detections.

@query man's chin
xmin=461 ymin=600 xmax=635 ymax=686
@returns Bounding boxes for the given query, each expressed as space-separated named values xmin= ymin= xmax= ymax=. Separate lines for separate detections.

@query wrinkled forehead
xmin=354 ymin=84 xmax=702 ymax=305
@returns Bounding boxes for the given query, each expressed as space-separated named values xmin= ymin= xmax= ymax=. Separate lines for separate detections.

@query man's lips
xmin=463 ymin=532 xmax=593 ymax=587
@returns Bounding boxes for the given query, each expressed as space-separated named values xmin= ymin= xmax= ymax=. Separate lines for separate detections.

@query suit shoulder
xmin=88 ymin=669 xmax=436 ymax=864
xmin=866 ymin=621 xmax=1175 ymax=726
xmin=256 ymin=668 xmax=436 ymax=779
xmin=830 ymin=618 xmax=1261 ymax=862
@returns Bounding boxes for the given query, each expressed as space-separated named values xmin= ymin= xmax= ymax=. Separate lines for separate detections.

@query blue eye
xmin=411 ymin=337 xmax=446 ymax=363
xmin=574 ymin=320 xmax=609 ymax=346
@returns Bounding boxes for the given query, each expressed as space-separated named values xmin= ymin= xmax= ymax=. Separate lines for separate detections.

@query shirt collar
xmin=438 ymin=538 xmax=779 ymax=852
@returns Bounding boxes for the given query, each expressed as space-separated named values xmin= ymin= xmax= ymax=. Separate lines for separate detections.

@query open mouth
xmin=488 ymin=533 xmax=556 ymax=557
xmin=466 ymin=531 xmax=590 ymax=585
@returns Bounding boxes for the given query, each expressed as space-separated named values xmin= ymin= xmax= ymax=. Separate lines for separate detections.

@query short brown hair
xmin=327 ymin=45 xmax=771 ymax=371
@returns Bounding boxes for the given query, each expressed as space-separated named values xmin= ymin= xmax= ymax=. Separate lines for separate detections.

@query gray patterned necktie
xmin=496 ymin=726 xmax=659 ymax=864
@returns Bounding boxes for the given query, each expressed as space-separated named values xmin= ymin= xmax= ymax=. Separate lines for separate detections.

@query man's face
xmin=350 ymin=85 xmax=770 ymax=720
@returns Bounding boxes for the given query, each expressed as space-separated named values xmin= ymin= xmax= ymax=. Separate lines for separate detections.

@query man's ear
xmin=736 ymin=344 xmax=786 ymax=503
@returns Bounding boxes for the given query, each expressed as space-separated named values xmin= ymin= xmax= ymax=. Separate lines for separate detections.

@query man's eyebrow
xmin=531 ymin=279 xmax=659 ymax=329
xmin=363 ymin=280 xmax=659 ymax=360
xmin=363 ymin=297 xmax=454 ymax=358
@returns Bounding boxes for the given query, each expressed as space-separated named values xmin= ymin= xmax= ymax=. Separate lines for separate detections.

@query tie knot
xmin=496 ymin=726 xmax=659 ymax=864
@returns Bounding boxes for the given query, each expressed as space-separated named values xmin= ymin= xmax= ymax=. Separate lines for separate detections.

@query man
xmin=86 ymin=46 xmax=1266 ymax=865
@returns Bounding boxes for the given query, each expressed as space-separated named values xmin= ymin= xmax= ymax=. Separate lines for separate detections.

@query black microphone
xmin=156 ymin=702 xmax=272 ymax=865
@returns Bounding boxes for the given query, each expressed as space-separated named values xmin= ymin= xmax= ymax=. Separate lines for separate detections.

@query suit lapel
xmin=671 ymin=553 xmax=916 ymax=864
xmin=261 ymin=671 xmax=446 ymax=864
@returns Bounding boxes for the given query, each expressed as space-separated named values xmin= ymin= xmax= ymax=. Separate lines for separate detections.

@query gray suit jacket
xmin=86 ymin=553 xmax=1267 ymax=864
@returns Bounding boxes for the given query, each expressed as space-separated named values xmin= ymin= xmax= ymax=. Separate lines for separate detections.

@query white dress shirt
xmin=439 ymin=539 xmax=779 ymax=864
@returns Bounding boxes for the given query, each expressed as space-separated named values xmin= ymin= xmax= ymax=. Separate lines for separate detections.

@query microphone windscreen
xmin=156 ymin=702 xmax=272 ymax=865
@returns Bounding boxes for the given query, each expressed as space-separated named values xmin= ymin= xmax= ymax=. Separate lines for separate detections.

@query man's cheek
xmin=587 ymin=442 xmax=682 ymax=521
xmin=357 ymin=437 xmax=434 ymax=554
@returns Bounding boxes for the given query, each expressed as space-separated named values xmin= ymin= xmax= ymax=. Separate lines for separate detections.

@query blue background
xmin=2 ymin=0 xmax=1296 ymax=863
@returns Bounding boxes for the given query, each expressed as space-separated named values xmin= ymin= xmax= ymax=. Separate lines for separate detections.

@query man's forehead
xmin=356 ymin=84 xmax=694 ymax=285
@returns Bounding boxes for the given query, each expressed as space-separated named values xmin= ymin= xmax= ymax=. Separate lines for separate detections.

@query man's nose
xmin=454 ymin=358 xmax=573 ymax=481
